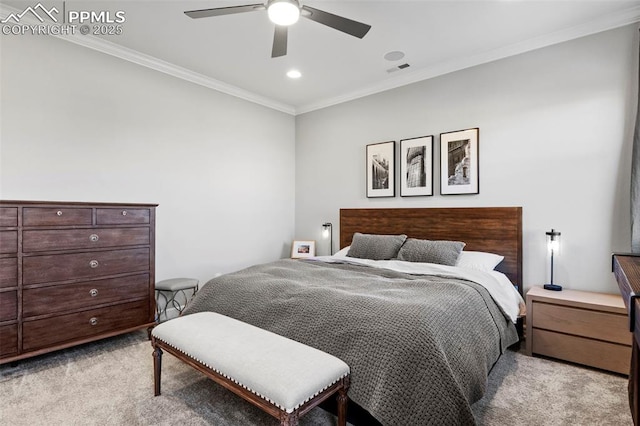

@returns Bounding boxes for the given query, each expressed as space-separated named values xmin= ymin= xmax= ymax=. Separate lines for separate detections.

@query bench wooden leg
xmin=279 ymin=411 xmax=299 ymax=426
xmin=337 ymin=376 xmax=350 ymax=426
xmin=153 ymin=345 xmax=163 ymax=396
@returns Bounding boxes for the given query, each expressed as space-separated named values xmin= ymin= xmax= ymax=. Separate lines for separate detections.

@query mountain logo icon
xmin=1 ymin=3 xmax=59 ymax=24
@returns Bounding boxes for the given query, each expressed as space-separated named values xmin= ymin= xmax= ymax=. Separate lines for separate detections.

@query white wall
xmin=0 ymin=34 xmax=296 ymax=286
xmin=295 ymin=25 xmax=639 ymax=294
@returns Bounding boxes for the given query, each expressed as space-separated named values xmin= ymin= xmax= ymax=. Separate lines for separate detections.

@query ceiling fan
xmin=184 ymin=0 xmax=372 ymax=58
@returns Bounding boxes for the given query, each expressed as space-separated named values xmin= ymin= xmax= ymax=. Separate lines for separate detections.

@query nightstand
xmin=526 ymin=285 xmax=632 ymax=375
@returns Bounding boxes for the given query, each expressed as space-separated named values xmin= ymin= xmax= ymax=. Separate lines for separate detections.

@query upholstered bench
xmin=151 ymin=312 xmax=351 ymax=426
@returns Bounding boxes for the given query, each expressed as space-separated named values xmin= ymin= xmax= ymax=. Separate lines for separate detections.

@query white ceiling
xmin=2 ymin=0 xmax=640 ymax=114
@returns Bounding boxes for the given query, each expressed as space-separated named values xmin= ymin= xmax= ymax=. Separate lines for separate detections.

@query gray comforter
xmin=183 ymin=259 xmax=519 ymax=425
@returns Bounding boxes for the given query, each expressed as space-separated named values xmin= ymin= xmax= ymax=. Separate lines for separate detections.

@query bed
xmin=183 ymin=207 xmax=523 ymax=425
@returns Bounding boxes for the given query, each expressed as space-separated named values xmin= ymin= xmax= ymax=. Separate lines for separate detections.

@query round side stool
xmin=155 ymin=278 xmax=199 ymax=323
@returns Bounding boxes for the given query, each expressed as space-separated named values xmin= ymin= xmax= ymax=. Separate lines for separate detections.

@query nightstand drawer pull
xmin=56 ymin=210 xmax=63 ymax=216
xmin=89 ymin=317 xmax=98 ymax=326
xmin=89 ymin=289 xmax=98 ymax=297
xmin=89 ymin=234 xmax=99 ymax=242
xmin=121 ymin=210 xmax=127 ymax=216
xmin=89 ymin=260 xmax=99 ymax=269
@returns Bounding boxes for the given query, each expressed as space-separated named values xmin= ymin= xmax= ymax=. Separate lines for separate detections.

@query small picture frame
xmin=400 ymin=136 xmax=433 ymax=197
xmin=440 ymin=128 xmax=479 ymax=195
xmin=291 ymin=240 xmax=316 ymax=258
xmin=366 ymin=141 xmax=395 ymax=198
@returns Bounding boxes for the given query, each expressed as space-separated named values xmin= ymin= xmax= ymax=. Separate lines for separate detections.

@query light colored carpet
xmin=0 ymin=330 xmax=633 ymax=425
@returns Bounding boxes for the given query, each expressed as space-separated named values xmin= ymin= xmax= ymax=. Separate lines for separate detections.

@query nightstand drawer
xmin=532 ymin=302 xmax=631 ymax=345
xmin=532 ymin=329 xmax=630 ymax=375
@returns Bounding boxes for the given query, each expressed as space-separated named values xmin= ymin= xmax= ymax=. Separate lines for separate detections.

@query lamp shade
xmin=267 ymin=0 xmax=300 ymax=26
xmin=544 ymin=229 xmax=562 ymax=291
xmin=322 ymin=222 xmax=333 ymax=255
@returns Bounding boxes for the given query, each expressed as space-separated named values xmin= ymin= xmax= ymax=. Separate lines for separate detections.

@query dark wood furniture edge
xmin=0 ymin=200 xmax=159 ymax=207
xmin=152 ymin=336 xmax=349 ymax=426
xmin=612 ymin=253 xmax=640 ymax=425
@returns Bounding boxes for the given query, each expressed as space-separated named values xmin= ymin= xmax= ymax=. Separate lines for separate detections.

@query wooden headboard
xmin=340 ymin=207 xmax=523 ymax=293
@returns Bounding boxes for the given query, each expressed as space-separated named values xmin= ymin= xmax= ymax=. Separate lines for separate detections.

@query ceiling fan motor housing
xmin=267 ymin=0 xmax=301 ymax=26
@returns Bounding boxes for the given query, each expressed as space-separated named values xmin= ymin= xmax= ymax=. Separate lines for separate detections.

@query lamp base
xmin=543 ymin=283 xmax=563 ymax=291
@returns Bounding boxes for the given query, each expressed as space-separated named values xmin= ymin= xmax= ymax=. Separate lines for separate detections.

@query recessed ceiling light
xmin=287 ymin=69 xmax=302 ymax=79
xmin=384 ymin=51 xmax=405 ymax=61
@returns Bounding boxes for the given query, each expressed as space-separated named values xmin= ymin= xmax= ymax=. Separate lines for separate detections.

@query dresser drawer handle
xmin=89 ymin=234 xmax=99 ymax=242
xmin=89 ymin=317 xmax=98 ymax=326
xmin=121 ymin=210 xmax=127 ymax=216
xmin=56 ymin=210 xmax=63 ymax=216
xmin=89 ymin=289 xmax=98 ymax=297
xmin=89 ymin=260 xmax=99 ymax=268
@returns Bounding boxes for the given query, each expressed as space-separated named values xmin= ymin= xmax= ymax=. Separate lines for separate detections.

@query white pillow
xmin=456 ymin=251 xmax=504 ymax=271
xmin=334 ymin=246 xmax=350 ymax=257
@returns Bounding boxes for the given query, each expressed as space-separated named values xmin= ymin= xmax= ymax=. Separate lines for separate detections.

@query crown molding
xmin=295 ymin=5 xmax=640 ymax=115
xmin=0 ymin=3 xmax=296 ymax=115
xmin=2 ymin=4 xmax=639 ymax=116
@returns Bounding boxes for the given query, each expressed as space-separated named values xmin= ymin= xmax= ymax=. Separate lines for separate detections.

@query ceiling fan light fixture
xmin=267 ymin=0 xmax=300 ymax=26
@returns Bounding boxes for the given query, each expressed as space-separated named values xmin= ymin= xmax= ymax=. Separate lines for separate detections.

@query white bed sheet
xmin=313 ymin=254 xmax=525 ymax=323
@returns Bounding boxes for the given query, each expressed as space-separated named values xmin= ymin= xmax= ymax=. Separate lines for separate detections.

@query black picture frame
xmin=400 ymin=135 xmax=433 ymax=197
xmin=440 ymin=128 xmax=479 ymax=195
xmin=366 ymin=141 xmax=395 ymax=198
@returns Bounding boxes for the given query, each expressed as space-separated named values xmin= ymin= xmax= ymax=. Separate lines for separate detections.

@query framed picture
xmin=400 ymin=136 xmax=433 ymax=197
xmin=440 ymin=128 xmax=479 ymax=195
xmin=291 ymin=240 xmax=315 ymax=258
xmin=366 ymin=141 xmax=395 ymax=198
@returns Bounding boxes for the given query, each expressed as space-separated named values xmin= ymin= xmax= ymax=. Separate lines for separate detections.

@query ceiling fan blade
xmin=301 ymin=5 xmax=371 ymax=39
xmin=184 ymin=4 xmax=265 ymax=19
xmin=272 ymin=25 xmax=288 ymax=58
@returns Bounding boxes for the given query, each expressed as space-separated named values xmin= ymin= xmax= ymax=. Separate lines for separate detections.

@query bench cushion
xmin=151 ymin=312 xmax=350 ymax=413
xmin=155 ymin=278 xmax=199 ymax=292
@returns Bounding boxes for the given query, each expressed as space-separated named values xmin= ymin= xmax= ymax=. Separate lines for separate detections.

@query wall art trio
xmin=366 ymin=128 xmax=479 ymax=198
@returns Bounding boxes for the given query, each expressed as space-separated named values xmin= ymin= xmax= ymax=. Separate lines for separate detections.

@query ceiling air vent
xmin=386 ymin=63 xmax=410 ymax=73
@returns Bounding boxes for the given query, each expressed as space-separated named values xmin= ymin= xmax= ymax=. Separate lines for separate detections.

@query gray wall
xmin=0 ymin=34 xmax=296 ymax=285
xmin=295 ymin=25 xmax=639 ymax=294
xmin=2 ymin=24 xmax=638 ymax=295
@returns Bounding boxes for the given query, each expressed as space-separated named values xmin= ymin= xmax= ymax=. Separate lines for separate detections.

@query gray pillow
xmin=397 ymin=238 xmax=466 ymax=266
xmin=346 ymin=233 xmax=407 ymax=260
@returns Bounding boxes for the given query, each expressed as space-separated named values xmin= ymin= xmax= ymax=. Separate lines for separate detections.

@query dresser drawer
xmin=0 ymin=290 xmax=17 ymax=322
xmin=23 ymin=273 xmax=150 ymax=317
xmin=23 ymin=248 xmax=150 ymax=284
xmin=97 ymin=208 xmax=150 ymax=225
xmin=22 ymin=299 xmax=150 ymax=351
xmin=0 ymin=258 xmax=17 ymax=288
xmin=0 ymin=324 xmax=18 ymax=357
xmin=0 ymin=207 xmax=18 ymax=227
xmin=23 ymin=207 xmax=92 ymax=227
xmin=0 ymin=231 xmax=17 ymax=254
xmin=23 ymin=227 xmax=150 ymax=252
xmin=532 ymin=328 xmax=631 ymax=375
xmin=532 ymin=302 xmax=631 ymax=345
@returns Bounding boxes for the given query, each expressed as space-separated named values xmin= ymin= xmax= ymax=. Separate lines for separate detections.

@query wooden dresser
xmin=0 ymin=200 xmax=157 ymax=363
xmin=526 ymin=285 xmax=631 ymax=375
